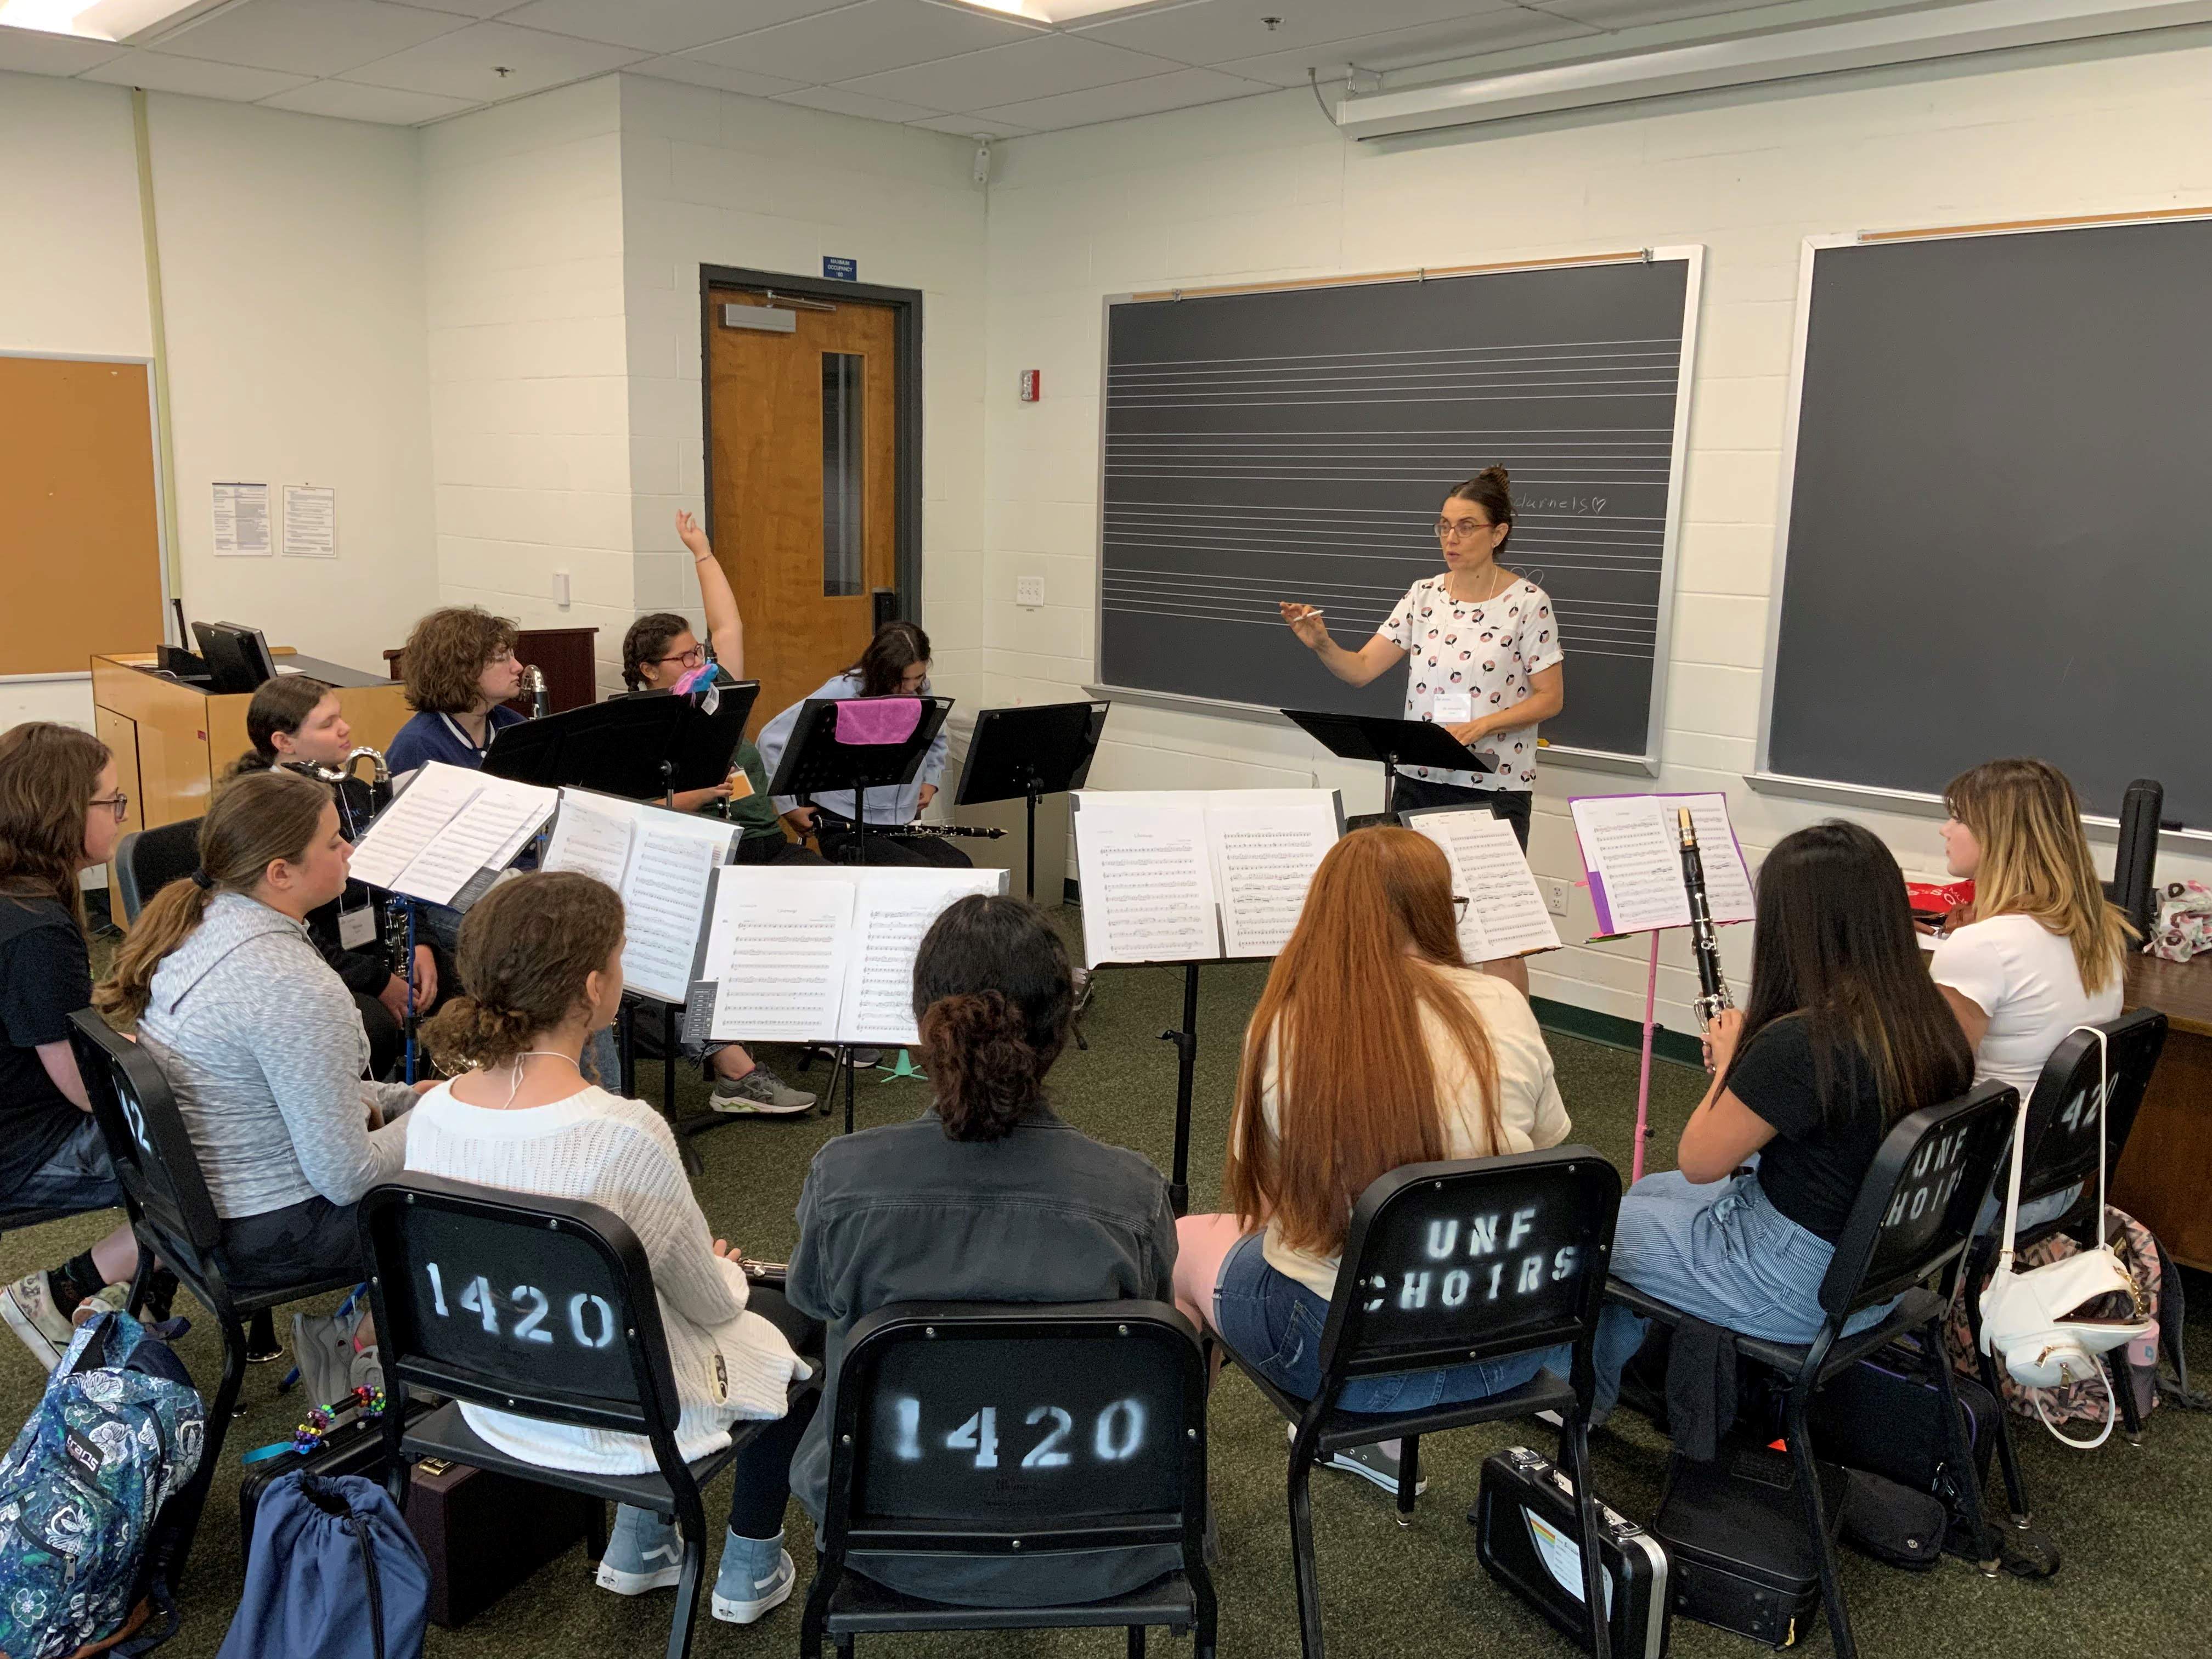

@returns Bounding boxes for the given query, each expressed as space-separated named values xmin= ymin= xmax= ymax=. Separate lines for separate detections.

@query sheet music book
xmin=1568 ymin=791 xmax=1756 ymax=937
xmin=1400 ymin=805 xmax=1562 ymax=961
xmin=1071 ymin=789 xmax=1344 ymax=969
xmin=347 ymin=761 xmax=557 ymax=906
xmin=541 ymin=789 xmax=737 ymax=1003
xmin=696 ymin=865 xmax=1007 ymax=1045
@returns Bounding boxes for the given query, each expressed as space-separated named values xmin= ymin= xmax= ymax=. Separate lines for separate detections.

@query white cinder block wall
xmin=421 ymin=78 xmax=637 ymax=685
xmin=0 ymin=72 xmax=436 ymax=727
xmin=614 ymin=75 xmax=992 ymax=706
xmin=980 ymin=34 xmax=2212 ymax=1033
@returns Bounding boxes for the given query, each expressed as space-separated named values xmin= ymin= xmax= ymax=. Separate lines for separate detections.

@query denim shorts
xmin=1213 ymin=1231 xmax=1574 ymax=1413
xmin=5 ymin=1114 xmax=123 ymax=1217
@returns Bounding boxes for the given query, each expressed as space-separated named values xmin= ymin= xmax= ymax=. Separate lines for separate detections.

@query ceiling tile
xmin=496 ymin=0 xmax=854 ymax=53
xmin=1079 ymin=0 xmax=1517 ymax=66
xmin=977 ymin=63 xmax=1270 ymax=129
xmin=774 ymin=83 xmax=947 ymax=121
xmin=836 ymin=31 xmax=1182 ymax=111
xmin=1218 ymin=8 xmax=1599 ymax=84
xmin=686 ymin=0 xmax=1040 ymax=85
xmin=78 ymin=50 xmax=314 ymax=100
xmin=337 ymin=19 xmax=648 ymax=98
xmin=257 ymin=76 xmax=479 ymax=120
xmin=631 ymin=53 xmax=808 ymax=97
xmin=368 ymin=0 xmax=515 ymax=16
xmin=0 ymin=24 xmax=126 ymax=75
xmin=907 ymin=110 xmax=1033 ymax=137
xmin=158 ymin=0 xmax=469 ymax=77
xmin=1532 ymin=0 xmax=1780 ymax=27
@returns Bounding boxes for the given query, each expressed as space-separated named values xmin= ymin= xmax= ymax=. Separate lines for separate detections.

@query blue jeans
xmin=1214 ymin=1232 xmax=1638 ymax=1415
xmin=1594 ymin=1169 xmax=1897 ymax=1412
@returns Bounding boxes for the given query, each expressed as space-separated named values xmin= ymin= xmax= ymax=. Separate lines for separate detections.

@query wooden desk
xmin=2112 ymin=952 xmax=2212 ymax=1269
xmin=91 ymin=653 xmax=410 ymax=902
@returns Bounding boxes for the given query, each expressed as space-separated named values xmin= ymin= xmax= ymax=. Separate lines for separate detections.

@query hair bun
xmin=1486 ymin=465 xmax=1510 ymax=486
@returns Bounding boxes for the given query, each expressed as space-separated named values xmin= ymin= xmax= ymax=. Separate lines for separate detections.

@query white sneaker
xmin=2 ymin=1272 xmax=74 ymax=1373
xmin=712 ymin=1546 xmax=795 ymax=1625
xmin=596 ymin=1505 xmax=685 ymax=1595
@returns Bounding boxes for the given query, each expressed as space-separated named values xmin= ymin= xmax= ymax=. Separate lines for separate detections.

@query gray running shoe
xmin=710 ymin=1063 xmax=815 ymax=1115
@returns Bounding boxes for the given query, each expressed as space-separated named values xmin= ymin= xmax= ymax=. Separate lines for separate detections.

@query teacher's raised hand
xmin=1279 ymin=601 xmax=1330 ymax=651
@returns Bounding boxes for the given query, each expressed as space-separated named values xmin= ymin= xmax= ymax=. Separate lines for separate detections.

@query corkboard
xmin=0 ymin=355 xmax=164 ymax=675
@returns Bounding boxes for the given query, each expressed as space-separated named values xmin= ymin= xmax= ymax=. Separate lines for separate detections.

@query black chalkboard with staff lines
xmin=1094 ymin=253 xmax=1701 ymax=771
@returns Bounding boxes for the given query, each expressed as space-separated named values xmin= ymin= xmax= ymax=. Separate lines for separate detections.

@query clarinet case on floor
xmin=1472 ymin=1446 xmax=1673 ymax=1658
xmin=403 ymin=1456 xmax=597 ymax=1628
xmin=1650 ymin=1440 xmax=1846 ymax=1649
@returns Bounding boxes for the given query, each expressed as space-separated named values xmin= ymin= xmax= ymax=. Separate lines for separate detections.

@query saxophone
xmin=1677 ymin=807 xmax=1734 ymax=1031
xmin=521 ymin=662 xmax=550 ymax=718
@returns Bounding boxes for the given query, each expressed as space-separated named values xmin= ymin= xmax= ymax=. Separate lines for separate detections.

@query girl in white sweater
xmin=408 ymin=871 xmax=815 ymax=1629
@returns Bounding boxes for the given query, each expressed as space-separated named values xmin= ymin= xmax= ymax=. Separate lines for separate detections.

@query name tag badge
xmin=338 ymin=905 xmax=377 ymax=950
xmin=1433 ymin=690 xmax=1474 ymax=725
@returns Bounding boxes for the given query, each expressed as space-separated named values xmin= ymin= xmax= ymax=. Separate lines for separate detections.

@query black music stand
xmin=610 ymin=680 xmax=761 ymax=795
xmin=954 ymin=701 xmax=1109 ymax=900
xmin=1282 ymin=709 xmax=1491 ymax=817
xmin=765 ymin=696 xmax=952 ymax=865
xmin=482 ymin=696 xmax=688 ymax=801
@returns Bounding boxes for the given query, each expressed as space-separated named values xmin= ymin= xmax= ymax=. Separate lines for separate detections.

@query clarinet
xmin=1677 ymin=808 xmax=1733 ymax=1029
xmin=889 ymin=822 xmax=1006 ymax=840
xmin=521 ymin=663 xmax=550 ymax=719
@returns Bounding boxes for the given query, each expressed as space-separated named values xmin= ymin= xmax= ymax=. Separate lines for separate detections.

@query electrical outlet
xmin=1544 ymin=880 xmax=1571 ymax=918
xmin=1015 ymin=575 xmax=1045 ymax=607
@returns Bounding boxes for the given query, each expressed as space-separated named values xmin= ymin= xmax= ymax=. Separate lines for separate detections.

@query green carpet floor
xmin=6 ymin=915 xmax=2209 ymax=1657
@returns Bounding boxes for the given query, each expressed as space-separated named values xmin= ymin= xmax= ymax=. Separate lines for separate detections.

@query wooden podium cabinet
xmin=91 ymin=653 xmax=410 ymax=901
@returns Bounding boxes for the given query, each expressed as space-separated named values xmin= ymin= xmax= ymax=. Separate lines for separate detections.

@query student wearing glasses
xmin=615 ymin=513 xmax=816 ymax=1116
xmin=0 ymin=724 xmax=149 ymax=1368
xmin=1279 ymin=467 xmax=1564 ymax=995
xmin=385 ymin=606 xmax=529 ymax=779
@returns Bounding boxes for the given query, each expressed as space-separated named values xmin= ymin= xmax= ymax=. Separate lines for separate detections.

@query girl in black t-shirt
xmin=1590 ymin=822 xmax=1973 ymax=1412
xmin=0 ymin=723 xmax=147 ymax=1370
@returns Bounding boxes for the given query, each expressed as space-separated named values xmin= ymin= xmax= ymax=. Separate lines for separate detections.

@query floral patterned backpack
xmin=0 ymin=1310 xmax=205 ymax=1657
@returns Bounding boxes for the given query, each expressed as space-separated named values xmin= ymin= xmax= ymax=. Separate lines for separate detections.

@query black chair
xmin=66 ymin=1008 xmax=360 ymax=1584
xmin=112 ymin=819 xmax=202 ymax=924
xmin=801 ymin=1300 xmax=1215 ymax=1659
xmin=1961 ymin=1010 xmax=2168 ymax=1515
xmin=359 ymin=1175 xmax=812 ymax=1659
xmin=1216 ymin=1147 xmax=1622 ymax=1659
xmin=1607 ymin=1082 xmax=2015 ymax=1659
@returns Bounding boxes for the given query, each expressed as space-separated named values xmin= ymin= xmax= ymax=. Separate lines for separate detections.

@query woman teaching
xmin=1279 ymin=466 xmax=1563 ymax=992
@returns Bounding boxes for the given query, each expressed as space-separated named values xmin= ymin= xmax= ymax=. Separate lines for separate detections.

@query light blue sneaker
xmin=596 ymin=1504 xmax=684 ymax=1595
xmin=712 ymin=1530 xmax=795 ymax=1624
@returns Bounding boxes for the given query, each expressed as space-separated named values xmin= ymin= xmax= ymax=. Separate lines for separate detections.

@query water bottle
xmin=2128 ymin=1318 xmax=2159 ymax=1420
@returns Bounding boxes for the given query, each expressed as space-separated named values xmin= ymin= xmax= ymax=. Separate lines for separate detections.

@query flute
xmin=1677 ymin=808 xmax=1734 ymax=1030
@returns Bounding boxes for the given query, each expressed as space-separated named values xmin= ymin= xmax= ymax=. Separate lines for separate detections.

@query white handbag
xmin=1977 ymin=1025 xmax=2152 ymax=1449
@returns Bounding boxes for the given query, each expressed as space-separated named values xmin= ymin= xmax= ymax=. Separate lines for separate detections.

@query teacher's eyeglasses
xmin=1452 ymin=894 xmax=1470 ymax=918
xmin=89 ymin=792 xmax=129 ymax=823
xmin=1436 ymin=518 xmax=1496 ymax=541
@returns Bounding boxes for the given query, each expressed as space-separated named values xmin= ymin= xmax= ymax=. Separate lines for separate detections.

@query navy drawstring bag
xmin=215 ymin=1472 xmax=428 ymax=1659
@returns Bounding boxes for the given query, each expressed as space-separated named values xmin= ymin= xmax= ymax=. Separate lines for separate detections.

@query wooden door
xmin=706 ymin=291 xmax=898 ymax=735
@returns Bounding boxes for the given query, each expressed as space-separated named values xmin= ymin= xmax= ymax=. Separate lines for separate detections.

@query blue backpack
xmin=217 ymin=1473 xmax=429 ymax=1659
xmin=0 ymin=1310 xmax=205 ymax=1658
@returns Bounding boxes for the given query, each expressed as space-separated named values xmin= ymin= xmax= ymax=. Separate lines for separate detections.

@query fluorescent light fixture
xmin=1335 ymin=0 xmax=2212 ymax=137
xmin=0 ymin=0 xmax=223 ymax=41
xmin=943 ymin=0 xmax=1181 ymax=22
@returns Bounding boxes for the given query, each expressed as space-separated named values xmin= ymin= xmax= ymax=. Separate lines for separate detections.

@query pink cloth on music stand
xmin=835 ymin=697 xmax=922 ymax=745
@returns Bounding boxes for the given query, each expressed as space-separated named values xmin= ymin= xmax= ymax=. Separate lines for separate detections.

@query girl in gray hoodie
xmin=97 ymin=768 xmax=418 ymax=1297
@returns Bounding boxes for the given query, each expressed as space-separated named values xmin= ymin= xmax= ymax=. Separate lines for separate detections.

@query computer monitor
xmin=191 ymin=622 xmax=276 ymax=695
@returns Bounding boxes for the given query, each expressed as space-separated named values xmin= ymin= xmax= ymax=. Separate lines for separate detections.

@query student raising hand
xmin=675 ymin=509 xmax=712 ymax=561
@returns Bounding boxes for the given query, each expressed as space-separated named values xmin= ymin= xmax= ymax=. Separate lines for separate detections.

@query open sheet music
xmin=347 ymin=761 xmax=557 ymax=906
xmin=697 ymin=865 xmax=1007 ymax=1045
xmin=541 ymin=789 xmax=736 ymax=1003
xmin=1399 ymin=805 xmax=1562 ymax=961
xmin=1071 ymin=789 xmax=1344 ymax=968
xmin=1568 ymin=792 xmax=1756 ymax=936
